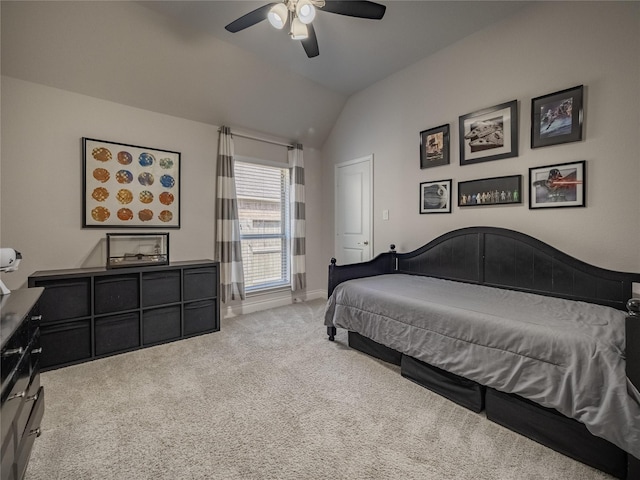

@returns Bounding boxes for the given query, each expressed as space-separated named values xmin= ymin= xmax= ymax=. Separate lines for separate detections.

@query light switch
xmin=382 ymin=209 xmax=389 ymax=220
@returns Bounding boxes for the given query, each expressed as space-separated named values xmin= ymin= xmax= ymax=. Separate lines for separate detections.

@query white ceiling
xmin=144 ymin=1 xmax=531 ymax=95
xmin=2 ymin=1 xmax=531 ymax=148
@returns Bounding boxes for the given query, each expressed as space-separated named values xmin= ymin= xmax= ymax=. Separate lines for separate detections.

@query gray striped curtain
xmin=215 ymin=127 xmax=245 ymax=303
xmin=289 ymin=144 xmax=306 ymax=291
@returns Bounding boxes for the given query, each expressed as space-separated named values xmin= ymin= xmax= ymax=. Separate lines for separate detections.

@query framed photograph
xmin=420 ymin=179 xmax=452 ymax=214
xmin=459 ymin=100 xmax=518 ymax=165
xmin=420 ymin=124 xmax=450 ymax=168
xmin=531 ymin=85 xmax=583 ymax=148
xmin=458 ymin=175 xmax=522 ymax=207
xmin=529 ymin=160 xmax=585 ymax=209
xmin=83 ymin=137 xmax=181 ymax=228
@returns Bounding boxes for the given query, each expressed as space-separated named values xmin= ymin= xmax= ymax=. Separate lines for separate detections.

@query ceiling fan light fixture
xmin=296 ymin=0 xmax=316 ymax=24
xmin=290 ymin=17 xmax=308 ymax=40
xmin=267 ymin=3 xmax=288 ymax=29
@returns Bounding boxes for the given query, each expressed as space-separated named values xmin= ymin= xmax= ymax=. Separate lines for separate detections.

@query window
xmin=235 ymin=161 xmax=290 ymax=292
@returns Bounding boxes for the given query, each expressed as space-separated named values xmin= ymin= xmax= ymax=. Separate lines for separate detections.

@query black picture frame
xmin=458 ymin=175 xmax=522 ymax=207
xmin=531 ymin=85 xmax=583 ymax=148
xmin=82 ymin=137 xmax=181 ymax=228
xmin=420 ymin=179 xmax=452 ymax=214
xmin=529 ymin=160 xmax=586 ymax=209
xmin=420 ymin=124 xmax=450 ymax=169
xmin=459 ymin=100 xmax=518 ymax=165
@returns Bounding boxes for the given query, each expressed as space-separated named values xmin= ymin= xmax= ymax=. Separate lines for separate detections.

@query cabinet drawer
xmin=143 ymin=306 xmax=180 ymax=345
xmin=1 ymin=321 xmax=29 ymax=389
xmin=40 ymin=320 xmax=91 ymax=369
xmin=94 ymin=274 xmax=139 ymax=315
xmin=184 ymin=300 xmax=218 ymax=335
xmin=95 ymin=313 xmax=140 ymax=356
xmin=142 ymin=271 xmax=180 ymax=307
xmin=183 ymin=267 xmax=217 ymax=301
xmin=15 ymin=387 xmax=44 ymax=480
xmin=35 ymin=279 xmax=90 ymax=322
xmin=15 ymin=371 xmax=40 ymax=442
xmin=1 ymin=353 xmax=30 ymax=442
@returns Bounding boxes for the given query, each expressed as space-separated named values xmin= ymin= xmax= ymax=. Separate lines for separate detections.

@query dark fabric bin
xmin=184 ymin=300 xmax=217 ymax=335
xmin=485 ymin=388 xmax=627 ymax=479
xmin=143 ymin=305 xmax=180 ymax=344
xmin=35 ymin=279 xmax=90 ymax=322
xmin=400 ymin=354 xmax=485 ymax=413
xmin=183 ymin=267 xmax=217 ymax=301
xmin=348 ymin=331 xmax=402 ymax=366
xmin=141 ymin=271 xmax=180 ymax=307
xmin=94 ymin=274 xmax=139 ymax=315
xmin=95 ymin=312 xmax=140 ymax=355
xmin=40 ymin=320 xmax=91 ymax=369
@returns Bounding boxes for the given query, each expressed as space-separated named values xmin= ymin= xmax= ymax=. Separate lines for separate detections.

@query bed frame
xmin=326 ymin=226 xmax=640 ymax=479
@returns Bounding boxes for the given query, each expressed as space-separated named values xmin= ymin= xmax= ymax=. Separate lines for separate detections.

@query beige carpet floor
xmin=25 ymin=299 xmax=613 ymax=479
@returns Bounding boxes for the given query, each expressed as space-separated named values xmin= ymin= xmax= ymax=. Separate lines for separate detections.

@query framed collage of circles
xmin=83 ymin=138 xmax=181 ymax=228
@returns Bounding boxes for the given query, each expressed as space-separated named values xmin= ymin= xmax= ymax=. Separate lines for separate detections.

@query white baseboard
xmin=223 ymin=288 xmax=326 ymax=318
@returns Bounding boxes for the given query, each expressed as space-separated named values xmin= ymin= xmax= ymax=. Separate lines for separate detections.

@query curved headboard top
xmin=396 ymin=226 xmax=640 ymax=310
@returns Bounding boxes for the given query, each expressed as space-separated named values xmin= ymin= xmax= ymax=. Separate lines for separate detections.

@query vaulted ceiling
xmin=1 ymin=1 xmax=530 ymax=149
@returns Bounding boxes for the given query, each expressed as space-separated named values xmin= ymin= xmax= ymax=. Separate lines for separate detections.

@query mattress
xmin=324 ymin=274 xmax=640 ymax=458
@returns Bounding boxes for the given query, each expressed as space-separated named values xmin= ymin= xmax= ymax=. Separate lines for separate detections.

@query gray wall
xmin=322 ymin=1 xmax=640 ymax=274
xmin=0 ymin=78 xmax=325 ymax=300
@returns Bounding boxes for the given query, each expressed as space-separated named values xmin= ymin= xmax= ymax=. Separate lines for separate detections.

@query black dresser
xmin=28 ymin=260 xmax=219 ymax=371
xmin=1 ymin=288 xmax=45 ymax=480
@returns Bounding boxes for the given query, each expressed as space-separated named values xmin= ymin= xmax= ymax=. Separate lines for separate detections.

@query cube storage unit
xmin=28 ymin=260 xmax=219 ymax=371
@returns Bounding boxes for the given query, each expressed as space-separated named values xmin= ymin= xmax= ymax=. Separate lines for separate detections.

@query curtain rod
xmin=219 ymin=128 xmax=294 ymax=148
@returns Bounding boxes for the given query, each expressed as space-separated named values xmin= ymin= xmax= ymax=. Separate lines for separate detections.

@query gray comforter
xmin=324 ymin=274 xmax=640 ymax=458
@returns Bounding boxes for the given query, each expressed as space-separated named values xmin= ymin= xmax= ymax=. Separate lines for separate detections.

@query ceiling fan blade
xmin=225 ymin=3 xmax=277 ymax=33
xmin=301 ymin=23 xmax=319 ymax=58
xmin=321 ymin=1 xmax=386 ymax=20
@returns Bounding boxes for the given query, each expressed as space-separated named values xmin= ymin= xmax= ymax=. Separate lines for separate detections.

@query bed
xmin=324 ymin=227 xmax=640 ymax=479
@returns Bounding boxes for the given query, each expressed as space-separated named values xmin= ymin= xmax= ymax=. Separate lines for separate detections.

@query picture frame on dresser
xmin=420 ymin=179 xmax=452 ymax=214
xmin=531 ymin=85 xmax=584 ymax=148
xmin=529 ymin=160 xmax=586 ymax=209
xmin=82 ymin=137 xmax=181 ymax=228
xmin=459 ymin=100 xmax=518 ymax=165
xmin=420 ymin=124 xmax=450 ymax=169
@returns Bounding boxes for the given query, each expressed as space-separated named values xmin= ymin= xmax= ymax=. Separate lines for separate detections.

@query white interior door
xmin=335 ymin=155 xmax=373 ymax=265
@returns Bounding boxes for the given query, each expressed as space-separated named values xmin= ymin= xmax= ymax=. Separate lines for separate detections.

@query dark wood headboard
xmin=329 ymin=226 xmax=640 ymax=311
xmin=396 ymin=227 xmax=640 ymax=311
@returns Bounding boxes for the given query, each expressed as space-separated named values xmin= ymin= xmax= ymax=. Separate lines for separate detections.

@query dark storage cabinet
xmin=1 ymin=288 xmax=45 ymax=480
xmin=28 ymin=260 xmax=219 ymax=371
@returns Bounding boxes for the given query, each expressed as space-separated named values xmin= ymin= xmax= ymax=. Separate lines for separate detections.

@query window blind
xmin=235 ymin=161 xmax=290 ymax=291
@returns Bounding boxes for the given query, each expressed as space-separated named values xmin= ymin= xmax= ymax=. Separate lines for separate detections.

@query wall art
xmin=458 ymin=175 xmax=522 ymax=207
xmin=420 ymin=179 xmax=452 ymax=214
xmin=531 ymin=85 xmax=583 ymax=148
xmin=459 ymin=100 xmax=518 ymax=165
xmin=529 ymin=160 xmax=585 ymax=209
xmin=83 ymin=137 xmax=181 ymax=228
xmin=420 ymin=124 xmax=450 ymax=169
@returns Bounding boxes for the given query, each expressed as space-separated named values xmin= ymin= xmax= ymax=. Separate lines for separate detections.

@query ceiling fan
xmin=224 ymin=0 xmax=386 ymax=58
